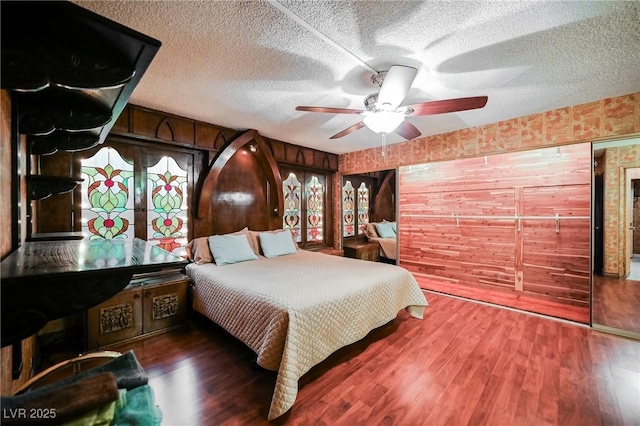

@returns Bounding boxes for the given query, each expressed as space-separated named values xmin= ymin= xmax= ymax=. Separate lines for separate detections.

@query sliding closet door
xmin=398 ymin=143 xmax=591 ymax=323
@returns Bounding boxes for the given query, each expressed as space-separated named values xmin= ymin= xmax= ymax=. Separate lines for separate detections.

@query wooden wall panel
xmin=195 ymin=122 xmax=231 ymax=152
xmin=398 ymin=143 xmax=591 ymax=323
xmin=268 ymin=139 xmax=338 ymax=172
xmin=1 ymin=90 xmax=12 ymax=257
xmin=131 ymin=108 xmax=195 ymax=145
xmin=1 ymin=91 xmax=38 ymax=395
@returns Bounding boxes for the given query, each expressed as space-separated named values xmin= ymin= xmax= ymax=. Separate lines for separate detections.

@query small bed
xmin=185 ymin=229 xmax=427 ymax=420
xmin=365 ymin=221 xmax=398 ymax=261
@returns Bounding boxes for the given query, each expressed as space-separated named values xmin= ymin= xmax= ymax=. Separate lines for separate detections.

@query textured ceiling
xmin=73 ymin=0 xmax=640 ymax=154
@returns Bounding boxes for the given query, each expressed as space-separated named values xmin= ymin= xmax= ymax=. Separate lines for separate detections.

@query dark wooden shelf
xmin=1 ymin=1 xmax=161 ymax=146
xmin=28 ymin=175 xmax=83 ymax=200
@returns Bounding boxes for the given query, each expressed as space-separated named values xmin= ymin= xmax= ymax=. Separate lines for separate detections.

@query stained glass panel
xmin=342 ymin=180 xmax=355 ymax=237
xmin=147 ymin=156 xmax=188 ymax=255
xmin=306 ymin=175 xmax=324 ymax=242
xmin=283 ymin=172 xmax=302 ymax=242
xmin=357 ymin=182 xmax=370 ymax=235
xmin=81 ymin=147 xmax=135 ymax=240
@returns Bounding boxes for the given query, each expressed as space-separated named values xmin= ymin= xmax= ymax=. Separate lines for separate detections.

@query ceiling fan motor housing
xmin=371 ymin=70 xmax=388 ymax=87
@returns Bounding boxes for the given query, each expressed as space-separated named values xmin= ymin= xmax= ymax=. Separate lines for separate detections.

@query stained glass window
xmin=283 ymin=172 xmax=302 ymax=242
xmin=81 ymin=147 xmax=135 ymax=240
xmin=357 ymin=182 xmax=369 ymax=235
xmin=147 ymin=156 xmax=188 ymax=254
xmin=306 ymin=175 xmax=323 ymax=242
xmin=342 ymin=180 xmax=355 ymax=237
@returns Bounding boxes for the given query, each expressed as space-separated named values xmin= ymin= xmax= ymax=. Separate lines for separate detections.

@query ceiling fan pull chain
xmin=381 ymin=132 xmax=387 ymax=157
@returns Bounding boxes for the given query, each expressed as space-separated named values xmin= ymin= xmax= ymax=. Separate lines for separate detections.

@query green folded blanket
xmin=61 ymin=401 xmax=117 ymax=426
xmin=112 ymin=385 xmax=162 ymax=426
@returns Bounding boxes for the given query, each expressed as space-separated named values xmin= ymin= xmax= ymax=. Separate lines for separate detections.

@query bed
xmin=185 ymin=231 xmax=427 ymax=420
xmin=365 ymin=221 xmax=398 ymax=261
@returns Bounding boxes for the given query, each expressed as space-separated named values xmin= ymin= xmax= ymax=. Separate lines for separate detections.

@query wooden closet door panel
xmin=521 ymin=185 xmax=591 ymax=305
xmin=400 ymin=188 xmax=516 ymax=290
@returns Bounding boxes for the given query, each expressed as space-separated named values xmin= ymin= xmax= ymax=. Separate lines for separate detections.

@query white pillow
xmin=207 ymin=234 xmax=258 ymax=266
xmin=375 ymin=222 xmax=396 ymax=238
xmin=259 ymin=229 xmax=297 ymax=258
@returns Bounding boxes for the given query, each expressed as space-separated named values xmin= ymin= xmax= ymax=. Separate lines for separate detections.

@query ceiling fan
xmin=296 ymin=65 xmax=488 ymax=140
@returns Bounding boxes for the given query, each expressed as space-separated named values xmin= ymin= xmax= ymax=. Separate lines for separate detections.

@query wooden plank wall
xmin=398 ymin=143 xmax=591 ymax=323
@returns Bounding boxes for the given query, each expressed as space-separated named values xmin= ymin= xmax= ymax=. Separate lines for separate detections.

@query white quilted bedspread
xmin=370 ymin=237 xmax=398 ymax=260
xmin=186 ymin=250 xmax=428 ymax=420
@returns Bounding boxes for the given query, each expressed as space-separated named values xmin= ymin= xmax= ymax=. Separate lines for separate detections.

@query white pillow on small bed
xmin=259 ymin=229 xmax=297 ymax=258
xmin=374 ymin=222 xmax=396 ymax=238
xmin=208 ymin=234 xmax=258 ymax=266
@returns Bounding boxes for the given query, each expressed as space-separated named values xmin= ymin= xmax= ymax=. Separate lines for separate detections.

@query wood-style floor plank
xmin=108 ymin=293 xmax=640 ymax=426
xmin=592 ymin=273 xmax=640 ymax=334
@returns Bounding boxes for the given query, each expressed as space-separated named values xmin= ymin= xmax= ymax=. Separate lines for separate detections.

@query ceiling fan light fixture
xmin=362 ymin=110 xmax=405 ymax=134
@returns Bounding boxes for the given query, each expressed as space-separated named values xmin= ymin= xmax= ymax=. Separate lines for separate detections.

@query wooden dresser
xmin=343 ymin=241 xmax=380 ymax=261
xmin=86 ymin=272 xmax=189 ymax=348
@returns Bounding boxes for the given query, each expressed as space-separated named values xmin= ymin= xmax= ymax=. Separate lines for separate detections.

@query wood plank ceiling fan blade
xmin=377 ymin=65 xmax=418 ymax=109
xmin=330 ymin=121 xmax=366 ymax=139
xmin=406 ymin=96 xmax=488 ymax=116
xmin=394 ymin=120 xmax=421 ymax=140
xmin=296 ymin=106 xmax=364 ymax=114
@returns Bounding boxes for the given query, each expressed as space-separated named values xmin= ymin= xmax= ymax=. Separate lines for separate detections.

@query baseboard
xmin=592 ymin=324 xmax=640 ymax=340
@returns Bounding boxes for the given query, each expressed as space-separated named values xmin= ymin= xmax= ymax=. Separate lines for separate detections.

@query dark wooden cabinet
xmin=86 ymin=272 xmax=189 ymax=348
xmin=344 ymin=241 xmax=380 ymax=261
xmin=1 ymin=238 xmax=187 ymax=348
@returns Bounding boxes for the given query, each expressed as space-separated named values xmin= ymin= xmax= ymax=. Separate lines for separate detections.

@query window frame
xmin=342 ymin=175 xmax=375 ymax=244
xmin=72 ymin=138 xmax=197 ymax=255
xmin=280 ymin=166 xmax=333 ymax=250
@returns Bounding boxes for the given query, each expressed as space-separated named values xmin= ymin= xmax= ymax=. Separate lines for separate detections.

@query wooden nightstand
xmin=343 ymin=241 xmax=380 ymax=261
xmin=86 ymin=271 xmax=189 ymax=348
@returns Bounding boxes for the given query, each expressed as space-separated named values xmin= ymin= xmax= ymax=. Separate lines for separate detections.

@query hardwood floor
xmin=628 ymin=256 xmax=640 ymax=281
xmin=108 ymin=293 xmax=640 ymax=426
xmin=592 ymin=272 xmax=640 ymax=335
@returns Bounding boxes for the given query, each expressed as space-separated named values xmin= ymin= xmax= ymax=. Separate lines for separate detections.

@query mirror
xmin=592 ymin=137 xmax=640 ymax=338
xmin=341 ymin=169 xmax=397 ymax=263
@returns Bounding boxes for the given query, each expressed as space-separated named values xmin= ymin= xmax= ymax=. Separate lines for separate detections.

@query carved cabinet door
xmin=142 ymin=280 xmax=188 ymax=334
xmin=87 ymin=289 xmax=143 ymax=347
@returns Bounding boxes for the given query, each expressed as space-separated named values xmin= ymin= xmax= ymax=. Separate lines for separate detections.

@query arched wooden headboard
xmin=195 ymin=130 xmax=284 ymax=236
xmin=373 ymin=169 xmax=396 ymax=222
